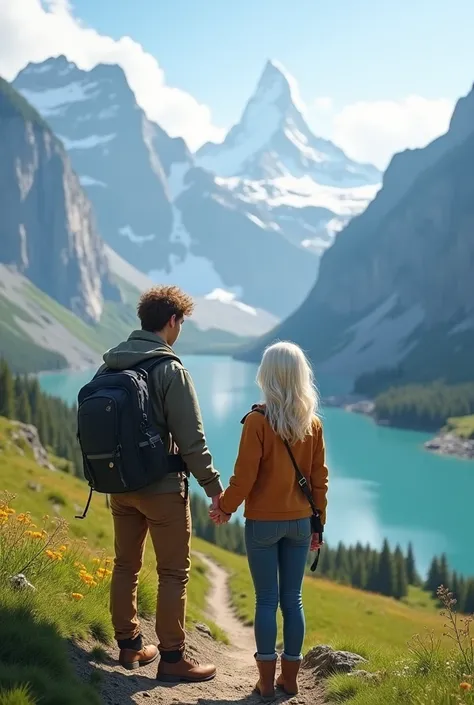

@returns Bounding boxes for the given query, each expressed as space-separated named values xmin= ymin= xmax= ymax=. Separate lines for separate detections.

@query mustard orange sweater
xmin=219 ymin=410 xmax=328 ymax=524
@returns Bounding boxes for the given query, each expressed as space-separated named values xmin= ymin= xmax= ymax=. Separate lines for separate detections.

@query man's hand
xmin=210 ymin=494 xmax=222 ymax=511
xmin=209 ymin=494 xmax=231 ymax=525
xmin=310 ymin=533 xmax=323 ymax=551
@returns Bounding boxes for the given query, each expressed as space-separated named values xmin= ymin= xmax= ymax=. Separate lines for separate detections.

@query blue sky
xmin=72 ymin=0 xmax=473 ymax=126
xmin=1 ymin=0 xmax=473 ymax=167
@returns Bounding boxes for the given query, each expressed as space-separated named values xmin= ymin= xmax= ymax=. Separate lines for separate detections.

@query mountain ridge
xmin=13 ymin=57 xmax=379 ymax=318
xmin=0 ymin=74 xmax=119 ymax=324
xmin=238 ymin=82 xmax=474 ymax=390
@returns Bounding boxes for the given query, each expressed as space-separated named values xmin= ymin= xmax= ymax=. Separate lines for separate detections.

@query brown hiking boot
xmin=276 ymin=656 xmax=301 ymax=695
xmin=255 ymin=657 xmax=277 ymax=701
xmin=157 ymin=652 xmax=216 ymax=683
xmin=119 ymin=644 xmax=159 ymax=670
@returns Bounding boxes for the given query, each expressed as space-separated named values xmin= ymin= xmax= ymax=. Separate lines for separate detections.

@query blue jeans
xmin=245 ymin=518 xmax=311 ymax=662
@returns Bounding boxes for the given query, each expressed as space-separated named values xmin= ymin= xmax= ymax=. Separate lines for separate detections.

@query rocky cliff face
xmin=13 ymin=57 xmax=378 ymax=319
xmin=0 ymin=77 xmax=119 ymax=323
xmin=241 ymin=84 xmax=474 ymax=389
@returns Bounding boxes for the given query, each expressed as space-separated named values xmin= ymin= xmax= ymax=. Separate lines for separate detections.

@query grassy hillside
xmin=445 ymin=415 xmax=474 ymax=440
xmin=0 ymin=269 xmax=250 ymax=374
xmin=0 ymin=416 xmax=220 ymax=704
xmin=1 ymin=416 xmax=473 ymax=704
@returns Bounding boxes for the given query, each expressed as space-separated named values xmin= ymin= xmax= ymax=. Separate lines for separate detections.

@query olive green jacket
xmin=100 ymin=330 xmax=223 ymax=498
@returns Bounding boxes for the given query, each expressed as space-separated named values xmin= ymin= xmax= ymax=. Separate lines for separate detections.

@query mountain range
xmin=0 ymin=76 xmax=277 ymax=373
xmin=13 ymin=56 xmax=380 ymax=319
xmin=240 ymin=83 xmax=474 ymax=392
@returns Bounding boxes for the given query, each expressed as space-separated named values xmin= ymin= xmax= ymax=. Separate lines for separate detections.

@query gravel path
xmin=71 ymin=554 xmax=325 ymax=704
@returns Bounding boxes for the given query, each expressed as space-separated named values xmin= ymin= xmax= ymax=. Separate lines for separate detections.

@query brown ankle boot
xmin=119 ymin=644 xmax=158 ymax=670
xmin=157 ymin=652 xmax=216 ymax=683
xmin=255 ymin=657 xmax=277 ymax=701
xmin=276 ymin=656 xmax=301 ymax=695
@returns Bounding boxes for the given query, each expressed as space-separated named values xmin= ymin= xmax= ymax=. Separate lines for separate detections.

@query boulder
xmin=302 ymin=645 xmax=367 ymax=678
xmin=11 ymin=422 xmax=55 ymax=470
xmin=10 ymin=573 xmax=36 ymax=591
xmin=196 ymin=623 xmax=213 ymax=637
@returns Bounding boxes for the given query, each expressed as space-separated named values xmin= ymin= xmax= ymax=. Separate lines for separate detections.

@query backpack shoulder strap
xmin=137 ymin=354 xmax=182 ymax=374
xmin=240 ymin=404 xmax=265 ymax=425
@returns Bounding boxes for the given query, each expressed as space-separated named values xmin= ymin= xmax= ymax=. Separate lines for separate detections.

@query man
xmin=102 ymin=285 xmax=222 ymax=682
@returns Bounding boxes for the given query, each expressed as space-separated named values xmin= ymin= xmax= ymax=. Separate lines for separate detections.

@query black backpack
xmin=75 ymin=355 xmax=185 ymax=518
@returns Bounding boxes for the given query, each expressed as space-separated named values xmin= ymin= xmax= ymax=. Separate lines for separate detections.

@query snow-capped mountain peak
xmin=12 ymin=55 xmax=379 ymax=323
xmin=196 ymin=60 xmax=381 ymax=188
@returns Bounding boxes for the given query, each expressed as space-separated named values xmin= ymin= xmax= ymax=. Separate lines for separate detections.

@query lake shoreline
xmin=323 ymin=395 xmax=474 ymax=461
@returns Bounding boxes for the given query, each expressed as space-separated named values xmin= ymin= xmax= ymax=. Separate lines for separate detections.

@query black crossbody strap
xmin=283 ymin=440 xmax=318 ymax=516
xmin=283 ymin=439 xmax=322 ymax=573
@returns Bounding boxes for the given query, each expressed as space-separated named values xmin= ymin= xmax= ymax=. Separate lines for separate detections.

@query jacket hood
xmin=102 ymin=330 xmax=176 ymax=370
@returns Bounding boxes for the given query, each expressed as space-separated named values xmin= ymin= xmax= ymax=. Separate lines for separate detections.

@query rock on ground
xmin=302 ymin=645 xmax=367 ymax=678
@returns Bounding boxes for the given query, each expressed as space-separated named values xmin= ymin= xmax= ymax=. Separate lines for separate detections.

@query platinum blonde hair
xmin=256 ymin=341 xmax=319 ymax=445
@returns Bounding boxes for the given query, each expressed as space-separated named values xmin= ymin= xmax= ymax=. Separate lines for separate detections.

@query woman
xmin=210 ymin=341 xmax=328 ymax=700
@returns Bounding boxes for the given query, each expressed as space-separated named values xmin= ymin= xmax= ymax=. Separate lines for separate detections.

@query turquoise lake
xmin=39 ymin=355 xmax=474 ymax=578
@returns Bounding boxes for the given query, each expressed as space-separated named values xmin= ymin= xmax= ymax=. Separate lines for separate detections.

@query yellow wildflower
xmin=92 ymin=558 xmax=101 ymax=564
xmin=105 ymin=569 xmax=112 ymax=576
xmin=45 ymin=549 xmax=63 ymax=561
xmin=59 ymin=545 xmax=68 ymax=553
xmin=71 ymin=593 xmax=84 ymax=601
xmin=5 ymin=508 xmax=15 ymax=515
xmin=26 ymin=531 xmax=44 ymax=540
xmin=460 ymin=682 xmax=472 ymax=691
xmin=16 ymin=513 xmax=31 ymax=524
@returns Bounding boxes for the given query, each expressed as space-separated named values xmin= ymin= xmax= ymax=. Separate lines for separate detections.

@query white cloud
xmin=316 ymin=96 xmax=454 ymax=170
xmin=0 ymin=0 xmax=225 ymax=150
xmin=313 ymin=96 xmax=333 ymax=112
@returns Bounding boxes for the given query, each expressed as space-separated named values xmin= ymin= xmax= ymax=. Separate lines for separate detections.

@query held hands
xmin=311 ymin=533 xmax=323 ymax=551
xmin=209 ymin=494 xmax=231 ymax=525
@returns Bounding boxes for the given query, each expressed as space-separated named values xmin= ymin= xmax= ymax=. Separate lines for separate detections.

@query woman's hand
xmin=209 ymin=506 xmax=231 ymax=525
xmin=310 ymin=533 xmax=323 ymax=551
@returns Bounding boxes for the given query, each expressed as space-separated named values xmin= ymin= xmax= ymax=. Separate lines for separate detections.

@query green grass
xmin=0 ymin=416 xmax=222 ymax=703
xmin=445 ymin=415 xmax=474 ymax=440
xmin=0 ymin=291 xmax=67 ymax=374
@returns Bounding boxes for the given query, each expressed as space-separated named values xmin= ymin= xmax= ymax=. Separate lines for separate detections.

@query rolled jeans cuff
xmin=256 ymin=652 xmax=278 ymax=662
xmin=282 ymin=652 xmax=303 ymax=662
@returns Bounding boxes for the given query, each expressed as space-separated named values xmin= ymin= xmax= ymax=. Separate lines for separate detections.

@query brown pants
xmin=110 ymin=491 xmax=191 ymax=652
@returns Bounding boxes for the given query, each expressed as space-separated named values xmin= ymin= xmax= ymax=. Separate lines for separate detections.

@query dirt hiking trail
xmin=71 ymin=554 xmax=325 ymax=705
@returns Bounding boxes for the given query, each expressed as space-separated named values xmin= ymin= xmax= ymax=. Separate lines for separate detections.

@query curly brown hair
xmin=137 ymin=286 xmax=195 ymax=332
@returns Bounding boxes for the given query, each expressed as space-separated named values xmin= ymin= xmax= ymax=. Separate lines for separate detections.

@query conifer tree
xmin=334 ymin=543 xmax=351 ymax=584
xmin=463 ymin=579 xmax=474 ymax=614
xmin=438 ymin=554 xmax=450 ymax=589
xmin=405 ymin=542 xmax=420 ymax=586
xmin=15 ymin=376 xmax=32 ymax=424
xmin=366 ymin=550 xmax=380 ymax=593
xmin=425 ymin=556 xmax=441 ymax=597
xmin=393 ymin=545 xmax=408 ymax=600
xmin=0 ymin=359 xmax=15 ymax=418
xmin=352 ymin=555 xmax=368 ymax=590
xmin=376 ymin=540 xmax=396 ymax=597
